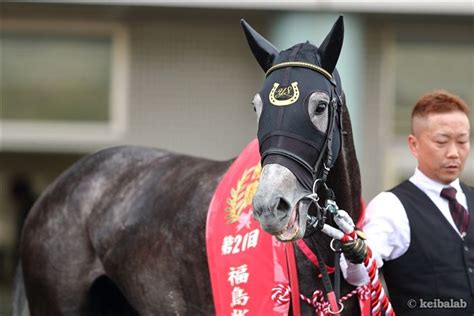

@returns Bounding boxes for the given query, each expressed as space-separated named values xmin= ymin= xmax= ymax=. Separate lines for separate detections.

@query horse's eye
xmin=315 ymin=102 xmax=327 ymax=114
xmin=252 ymin=94 xmax=263 ymax=121
xmin=308 ymin=92 xmax=329 ymax=131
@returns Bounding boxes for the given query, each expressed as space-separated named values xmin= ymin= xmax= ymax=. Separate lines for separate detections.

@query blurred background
xmin=0 ymin=0 xmax=473 ymax=313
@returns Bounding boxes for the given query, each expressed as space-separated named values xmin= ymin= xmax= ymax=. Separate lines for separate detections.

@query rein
xmin=299 ymin=182 xmax=346 ymax=315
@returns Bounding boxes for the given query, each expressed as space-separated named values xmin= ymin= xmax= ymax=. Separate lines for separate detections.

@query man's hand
xmin=341 ymin=228 xmax=368 ymax=264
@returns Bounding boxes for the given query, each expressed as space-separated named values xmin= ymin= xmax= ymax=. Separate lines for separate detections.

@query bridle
xmin=261 ymin=61 xmax=348 ymax=314
xmin=260 ymin=61 xmax=344 ymax=233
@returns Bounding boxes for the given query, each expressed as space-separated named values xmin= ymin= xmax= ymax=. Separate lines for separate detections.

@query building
xmin=0 ymin=1 xmax=473 ymax=312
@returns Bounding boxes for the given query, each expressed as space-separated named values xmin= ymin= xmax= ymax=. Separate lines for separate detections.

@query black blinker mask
xmin=241 ymin=16 xmax=346 ymax=190
xmin=257 ymin=55 xmax=343 ymax=190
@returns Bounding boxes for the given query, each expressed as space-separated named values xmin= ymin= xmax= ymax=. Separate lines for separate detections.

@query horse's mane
xmin=326 ymin=96 xmax=362 ymax=223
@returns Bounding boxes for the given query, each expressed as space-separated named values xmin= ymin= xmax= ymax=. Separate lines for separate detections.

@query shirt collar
xmin=410 ymin=167 xmax=462 ymax=195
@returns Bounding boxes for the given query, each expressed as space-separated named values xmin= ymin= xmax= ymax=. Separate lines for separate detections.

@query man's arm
xmin=340 ymin=191 xmax=410 ymax=286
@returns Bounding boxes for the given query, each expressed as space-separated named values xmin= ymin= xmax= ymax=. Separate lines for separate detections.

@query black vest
xmin=382 ymin=180 xmax=474 ymax=315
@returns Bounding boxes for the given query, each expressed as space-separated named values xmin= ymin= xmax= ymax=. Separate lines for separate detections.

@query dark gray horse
xmin=13 ymin=17 xmax=362 ymax=315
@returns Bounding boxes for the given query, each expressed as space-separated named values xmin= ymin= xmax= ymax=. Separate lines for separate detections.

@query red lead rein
xmin=340 ymin=230 xmax=395 ymax=316
xmin=324 ymin=207 xmax=396 ymax=316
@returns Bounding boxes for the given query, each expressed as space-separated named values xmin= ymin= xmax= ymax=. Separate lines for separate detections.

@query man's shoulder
xmin=366 ymin=190 xmax=403 ymax=211
xmin=370 ymin=180 xmax=426 ymax=208
xmin=460 ymin=181 xmax=474 ymax=189
xmin=364 ymin=190 xmax=408 ymax=230
xmin=366 ymin=180 xmax=412 ymax=208
xmin=386 ymin=180 xmax=416 ymax=194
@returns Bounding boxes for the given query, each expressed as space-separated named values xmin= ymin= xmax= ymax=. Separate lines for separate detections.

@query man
xmin=342 ymin=90 xmax=473 ymax=315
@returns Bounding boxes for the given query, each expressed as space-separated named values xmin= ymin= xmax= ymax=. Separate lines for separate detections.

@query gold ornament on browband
xmin=269 ymin=82 xmax=300 ymax=106
xmin=265 ymin=61 xmax=333 ymax=80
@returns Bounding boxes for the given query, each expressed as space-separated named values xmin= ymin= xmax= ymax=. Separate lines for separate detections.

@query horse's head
xmin=242 ymin=17 xmax=346 ymax=242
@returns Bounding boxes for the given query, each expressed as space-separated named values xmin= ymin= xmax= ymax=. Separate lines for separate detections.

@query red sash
xmin=206 ymin=139 xmax=295 ymax=315
xmin=206 ymin=139 xmax=372 ymax=315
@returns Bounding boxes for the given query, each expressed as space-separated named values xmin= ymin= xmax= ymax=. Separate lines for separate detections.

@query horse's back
xmin=20 ymin=145 xmax=170 ymax=261
xmin=19 ymin=145 xmax=231 ymax=315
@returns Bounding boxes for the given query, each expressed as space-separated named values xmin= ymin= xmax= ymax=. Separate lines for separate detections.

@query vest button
xmin=465 ymin=246 xmax=469 ymax=252
xmin=469 ymin=268 xmax=474 ymax=274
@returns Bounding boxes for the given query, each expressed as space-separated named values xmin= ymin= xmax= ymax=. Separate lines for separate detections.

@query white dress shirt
xmin=341 ymin=168 xmax=469 ymax=286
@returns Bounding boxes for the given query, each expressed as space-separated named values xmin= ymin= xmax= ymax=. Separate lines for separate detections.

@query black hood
xmin=241 ymin=17 xmax=345 ymax=190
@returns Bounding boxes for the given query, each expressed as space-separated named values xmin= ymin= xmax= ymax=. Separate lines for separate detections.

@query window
xmin=393 ymin=32 xmax=474 ymax=136
xmin=0 ymin=20 xmax=128 ymax=151
xmin=390 ymin=21 xmax=473 ymax=185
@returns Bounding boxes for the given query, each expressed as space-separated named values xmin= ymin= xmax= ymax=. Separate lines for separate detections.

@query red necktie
xmin=440 ymin=187 xmax=469 ymax=236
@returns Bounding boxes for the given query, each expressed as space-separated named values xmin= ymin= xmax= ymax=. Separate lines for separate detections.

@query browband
xmin=265 ymin=61 xmax=333 ymax=81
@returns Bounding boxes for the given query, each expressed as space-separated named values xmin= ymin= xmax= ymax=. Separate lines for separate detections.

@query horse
xmin=13 ymin=16 xmax=362 ymax=315
xmin=244 ymin=16 xmax=363 ymax=315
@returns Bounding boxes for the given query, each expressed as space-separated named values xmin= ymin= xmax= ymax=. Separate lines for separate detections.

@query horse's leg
xmin=98 ymin=227 xmax=213 ymax=316
xmin=98 ymin=243 xmax=190 ymax=316
xmin=20 ymin=201 xmax=104 ymax=316
xmin=12 ymin=261 xmax=30 ymax=316
xmin=103 ymin=263 xmax=211 ymax=316
xmin=87 ymin=275 xmax=139 ymax=315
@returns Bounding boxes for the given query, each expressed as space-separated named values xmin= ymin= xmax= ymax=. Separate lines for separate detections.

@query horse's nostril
xmin=252 ymin=196 xmax=290 ymax=218
xmin=276 ymin=198 xmax=290 ymax=213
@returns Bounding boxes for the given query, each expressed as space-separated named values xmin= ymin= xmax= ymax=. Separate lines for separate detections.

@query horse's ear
xmin=240 ymin=19 xmax=279 ymax=72
xmin=319 ymin=16 xmax=344 ymax=74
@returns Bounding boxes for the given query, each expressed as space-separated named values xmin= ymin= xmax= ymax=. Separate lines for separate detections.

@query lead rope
xmin=271 ymin=283 xmax=370 ymax=312
xmin=317 ymin=201 xmax=395 ymax=316
xmin=312 ymin=242 xmax=342 ymax=315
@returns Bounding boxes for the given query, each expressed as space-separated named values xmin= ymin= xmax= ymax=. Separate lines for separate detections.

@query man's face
xmin=408 ymin=111 xmax=470 ymax=184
